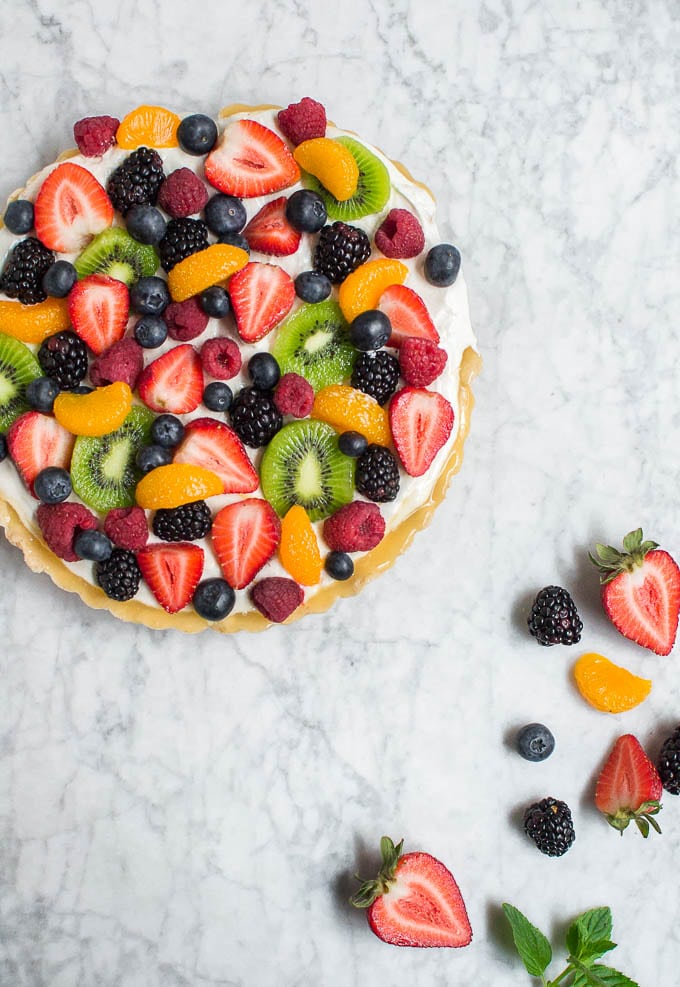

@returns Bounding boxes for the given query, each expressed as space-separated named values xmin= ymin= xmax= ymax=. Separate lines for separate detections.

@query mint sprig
xmin=502 ymin=903 xmax=639 ymax=986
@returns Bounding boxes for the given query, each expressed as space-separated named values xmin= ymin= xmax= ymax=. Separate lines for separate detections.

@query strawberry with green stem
xmin=595 ymin=734 xmax=662 ymax=837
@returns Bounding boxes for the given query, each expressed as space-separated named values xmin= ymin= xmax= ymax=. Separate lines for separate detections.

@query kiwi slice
xmin=260 ymin=420 xmax=355 ymax=521
xmin=271 ymin=300 xmax=356 ymax=392
xmin=302 ymin=137 xmax=390 ymax=222
xmin=70 ymin=405 xmax=155 ymax=511
xmin=74 ymin=227 xmax=159 ymax=285
xmin=0 ymin=332 xmax=42 ymax=431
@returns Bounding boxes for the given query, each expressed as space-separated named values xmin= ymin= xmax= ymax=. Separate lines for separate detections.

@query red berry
xmin=323 ymin=501 xmax=385 ymax=553
xmin=73 ymin=115 xmax=120 ymax=157
xmin=250 ymin=576 xmax=304 ymax=623
xmin=89 ymin=338 xmax=144 ymax=390
xmin=398 ymin=337 xmax=447 ymax=387
xmin=277 ymin=97 xmax=327 ymax=146
xmin=200 ymin=337 xmax=242 ymax=380
xmin=158 ymin=168 xmax=209 ymax=218
xmin=273 ymin=372 xmax=314 ymax=418
xmin=165 ymin=297 xmax=209 ymax=342
xmin=104 ymin=506 xmax=149 ymax=551
xmin=375 ymin=209 xmax=425 ymax=259
xmin=37 ymin=502 xmax=98 ymax=561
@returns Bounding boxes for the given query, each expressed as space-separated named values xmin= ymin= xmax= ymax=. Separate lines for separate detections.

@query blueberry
xmin=150 ymin=414 xmax=185 ymax=448
xmin=205 ymin=194 xmax=247 ymax=235
xmin=217 ymin=232 xmax=250 ymax=253
xmin=203 ymin=381 xmax=233 ymax=412
xmin=26 ymin=376 xmax=59 ymax=412
xmin=200 ymin=286 xmax=230 ymax=319
xmin=70 ymin=385 xmax=93 ymax=394
xmin=33 ymin=466 xmax=72 ymax=504
xmin=193 ymin=577 xmax=236 ymax=620
xmin=0 ymin=433 xmax=7 ymax=462
xmin=424 ymin=243 xmax=461 ymax=287
xmin=325 ymin=551 xmax=354 ymax=581
xmin=136 ymin=444 xmax=173 ymax=473
xmin=349 ymin=310 xmax=391 ymax=351
xmin=4 ymin=199 xmax=34 ymax=235
xmin=130 ymin=276 xmax=170 ymax=316
xmin=294 ymin=270 xmax=331 ymax=304
xmin=517 ymin=723 xmax=555 ymax=762
xmin=134 ymin=314 xmax=168 ymax=348
xmin=41 ymin=260 xmax=77 ymax=298
xmin=177 ymin=114 xmax=218 ymax=156
xmin=74 ymin=528 xmax=113 ymax=562
xmin=126 ymin=204 xmax=167 ymax=245
xmin=338 ymin=431 xmax=368 ymax=458
xmin=285 ymin=190 xmax=327 ymax=233
xmin=248 ymin=352 xmax=280 ymax=390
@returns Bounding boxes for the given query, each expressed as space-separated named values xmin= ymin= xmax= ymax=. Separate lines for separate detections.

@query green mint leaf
xmin=572 ymin=961 xmax=640 ymax=986
xmin=502 ymin=903 xmax=552 ymax=977
xmin=579 ymin=940 xmax=617 ymax=963
xmin=567 ymin=907 xmax=613 ymax=959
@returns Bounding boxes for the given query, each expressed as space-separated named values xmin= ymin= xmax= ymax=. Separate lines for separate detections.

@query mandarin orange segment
xmin=167 ymin=244 xmax=249 ymax=301
xmin=116 ymin=105 xmax=181 ymax=149
xmin=0 ymin=297 xmax=70 ymax=344
xmin=53 ymin=382 xmax=133 ymax=437
xmin=573 ymin=652 xmax=652 ymax=713
xmin=338 ymin=259 xmax=408 ymax=323
xmin=135 ymin=463 xmax=223 ymax=509
xmin=279 ymin=505 xmax=323 ymax=586
xmin=311 ymin=384 xmax=391 ymax=446
xmin=293 ymin=138 xmax=359 ymax=202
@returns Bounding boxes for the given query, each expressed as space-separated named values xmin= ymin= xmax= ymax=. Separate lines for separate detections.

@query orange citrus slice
xmin=312 ymin=384 xmax=390 ymax=446
xmin=573 ymin=652 xmax=652 ymax=713
xmin=136 ymin=463 xmax=223 ymax=509
xmin=167 ymin=244 xmax=249 ymax=302
xmin=0 ymin=297 xmax=70 ymax=344
xmin=293 ymin=138 xmax=359 ymax=201
xmin=116 ymin=105 xmax=181 ymax=149
xmin=279 ymin=505 xmax=322 ymax=585
xmin=53 ymin=381 xmax=133 ymax=436
xmin=338 ymin=259 xmax=408 ymax=323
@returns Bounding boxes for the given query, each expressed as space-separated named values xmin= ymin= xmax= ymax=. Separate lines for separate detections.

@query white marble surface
xmin=1 ymin=1 xmax=680 ymax=984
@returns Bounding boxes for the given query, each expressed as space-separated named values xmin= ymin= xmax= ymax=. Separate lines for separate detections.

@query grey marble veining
xmin=2 ymin=0 xmax=680 ymax=983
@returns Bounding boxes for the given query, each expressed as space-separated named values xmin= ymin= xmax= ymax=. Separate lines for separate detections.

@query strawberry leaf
xmin=502 ymin=903 xmax=552 ymax=977
xmin=572 ymin=961 xmax=640 ymax=986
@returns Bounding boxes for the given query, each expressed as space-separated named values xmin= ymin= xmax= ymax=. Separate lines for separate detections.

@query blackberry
xmin=37 ymin=330 xmax=88 ymax=389
xmin=96 ymin=549 xmax=141 ymax=602
xmin=158 ymin=217 xmax=209 ymax=272
xmin=106 ymin=147 xmax=165 ymax=216
xmin=356 ymin=444 xmax=400 ymax=502
xmin=351 ymin=351 xmax=400 ymax=405
xmin=229 ymin=386 xmax=283 ymax=448
xmin=523 ymin=797 xmax=575 ymax=857
xmin=152 ymin=500 xmax=213 ymax=542
xmin=313 ymin=222 xmax=371 ymax=284
xmin=528 ymin=586 xmax=583 ymax=646
xmin=0 ymin=237 xmax=54 ymax=304
xmin=657 ymin=725 xmax=680 ymax=794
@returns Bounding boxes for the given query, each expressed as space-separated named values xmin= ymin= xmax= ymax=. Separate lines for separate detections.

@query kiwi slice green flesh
xmin=271 ymin=300 xmax=356 ymax=392
xmin=0 ymin=332 xmax=42 ymax=431
xmin=260 ymin=419 xmax=355 ymax=522
xmin=70 ymin=405 xmax=155 ymax=512
xmin=302 ymin=137 xmax=390 ymax=222
xmin=74 ymin=227 xmax=159 ymax=285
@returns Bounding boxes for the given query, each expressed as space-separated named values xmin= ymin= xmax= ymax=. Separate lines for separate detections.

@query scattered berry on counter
xmin=273 ymin=372 xmax=314 ymax=418
xmin=572 ymin=652 xmax=651 ymax=713
xmin=104 ymin=506 xmax=149 ymax=551
xmin=37 ymin=501 xmax=98 ymax=562
xmin=250 ymin=576 xmax=304 ymax=623
xmin=158 ymin=217 xmax=210 ymax=273
xmin=285 ymin=189 xmax=327 ymax=233
xmin=96 ymin=548 xmax=142 ymax=601
xmin=203 ymin=381 xmax=232 ymax=412
xmin=73 ymin=115 xmax=120 ymax=157
xmin=41 ymin=260 xmax=77 ymax=298
xmin=278 ymin=97 xmax=327 ymax=146
xmin=294 ymin=270 xmax=331 ymax=304
xmin=106 ymin=147 xmax=165 ymax=215
xmin=0 ymin=237 xmax=54 ymax=304
xmin=325 ymin=550 xmax=354 ymax=580
xmin=164 ymin=296 xmax=209 ymax=342
xmin=37 ymin=330 xmax=88 ymax=389
xmin=243 ymin=197 xmax=301 ymax=256
xmin=204 ymin=193 xmax=247 ymax=235
xmin=424 ymin=243 xmax=461 ymax=287
xmin=595 ymin=734 xmax=662 ymax=836
xmin=193 ymin=578 xmax=235 ymax=621
xmin=314 ymin=222 xmax=371 ymax=284
xmin=33 ymin=466 xmax=72 ymax=504
xmin=351 ymin=350 xmax=400 ymax=405
xmin=158 ymin=167 xmax=209 ymax=218
xmin=4 ymin=199 xmax=34 ymax=235
xmin=375 ymin=208 xmax=425 ymax=259
xmin=349 ymin=310 xmax=392 ymax=352
xmin=177 ymin=113 xmax=218 ymax=156
xmin=399 ymin=337 xmax=447 ymax=387
xmin=200 ymin=285 xmax=230 ymax=319
xmin=134 ymin=314 xmax=168 ymax=349
xmin=229 ymin=386 xmax=283 ymax=448
xmin=338 ymin=431 xmax=368 ymax=458
xmin=126 ymin=204 xmax=167 ymax=245
xmin=516 ymin=723 xmax=555 ymax=762
xmin=248 ymin=352 xmax=281 ymax=391
xmin=657 ymin=726 xmax=680 ymax=795
xmin=150 ymin=414 xmax=185 ymax=449
xmin=89 ymin=338 xmax=144 ymax=390
xmin=527 ymin=586 xmax=583 ymax=647
xmin=523 ymin=798 xmax=575 ymax=857
xmin=129 ymin=275 xmax=170 ymax=316
xmin=136 ymin=443 xmax=173 ymax=474
xmin=356 ymin=444 xmax=400 ymax=502
xmin=200 ymin=337 xmax=242 ymax=380
xmin=26 ymin=376 xmax=59 ymax=413
xmin=323 ymin=501 xmax=385 ymax=553
xmin=74 ymin=528 xmax=113 ymax=562
xmin=152 ymin=499 xmax=213 ymax=542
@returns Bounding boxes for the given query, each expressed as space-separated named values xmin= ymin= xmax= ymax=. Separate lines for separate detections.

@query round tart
xmin=0 ymin=99 xmax=480 ymax=631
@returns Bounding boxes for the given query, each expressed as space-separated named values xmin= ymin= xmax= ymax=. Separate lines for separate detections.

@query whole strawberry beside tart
xmin=0 ymin=100 xmax=480 ymax=631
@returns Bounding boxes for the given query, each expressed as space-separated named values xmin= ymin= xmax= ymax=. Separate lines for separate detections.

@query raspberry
xmin=323 ymin=501 xmax=385 ymax=553
xmin=250 ymin=576 xmax=304 ymax=623
xmin=165 ymin=297 xmax=209 ymax=342
xmin=73 ymin=115 xmax=120 ymax=157
xmin=374 ymin=209 xmax=425 ymax=259
xmin=158 ymin=168 xmax=209 ymax=218
xmin=104 ymin=506 xmax=149 ymax=551
xmin=200 ymin=337 xmax=242 ymax=380
xmin=273 ymin=373 xmax=314 ymax=418
xmin=398 ymin=337 xmax=447 ymax=387
xmin=89 ymin=338 xmax=144 ymax=389
xmin=37 ymin=502 xmax=98 ymax=562
xmin=277 ymin=97 xmax=327 ymax=146
xmin=158 ymin=217 xmax=209 ymax=272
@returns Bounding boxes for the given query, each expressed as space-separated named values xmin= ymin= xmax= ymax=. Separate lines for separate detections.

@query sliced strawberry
xmin=204 ymin=119 xmax=300 ymax=198
xmin=68 ymin=274 xmax=129 ymax=356
xmin=351 ymin=836 xmax=472 ymax=948
xmin=137 ymin=344 xmax=203 ymax=414
xmin=243 ymin=197 xmax=301 ymax=257
xmin=378 ymin=284 xmax=439 ymax=348
xmin=34 ymin=161 xmax=113 ymax=253
xmin=595 ymin=734 xmax=663 ymax=836
xmin=173 ymin=418 xmax=258 ymax=494
xmin=137 ymin=542 xmax=204 ymax=614
xmin=389 ymin=387 xmax=454 ymax=477
xmin=229 ymin=262 xmax=295 ymax=343
xmin=7 ymin=411 xmax=74 ymax=496
xmin=211 ymin=498 xmax=280 ymax=589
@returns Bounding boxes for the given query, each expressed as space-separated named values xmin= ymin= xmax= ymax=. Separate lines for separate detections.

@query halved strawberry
xmin=211 ymin=498 xmax=280 ymax=589
xmin=137 ymin=542 xmax=204 ymax=614
xmin=378 ymin=284 xmax=439 ymax=348
xmin=595 ymin=734 xmax=663 ymax=836
xmin=351 ymin=836 xmax=472 ymax=948
xmin=68 ymin=274 xmax=129 ymax=356
xmin=590 ymin=528 xmax=680 ymax=656
xmin=229 ymin=262 xmax=295 ymax=343
xmin=389 ymin=387 xmax=454 ymax=477
xmin=243 ymin=197 xmax=301 ymax=257
xmin=137 ymin=344 xmax=203 ymax=414
xmin=34 ymin=161 xmax=114 ymax=253
xmin=7 ymin=411 xmax=74 ymax=496
xmin=173 ymin=418 xmax=258 ymax=494
xmin=204 ymin=119 xmax=300 ymax=198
